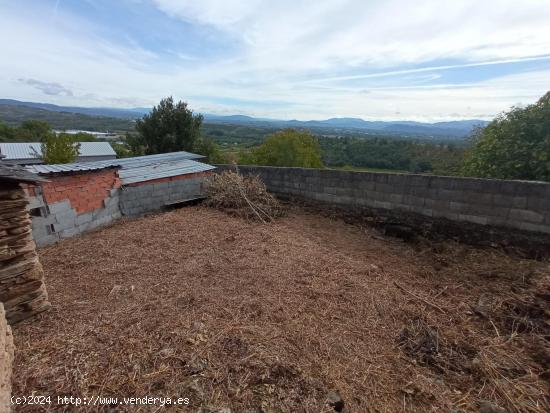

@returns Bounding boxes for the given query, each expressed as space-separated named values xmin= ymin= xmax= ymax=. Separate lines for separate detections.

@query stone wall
xmin=119 ymin=171 xmax=211 ymax=216
xmin=27 ymin=169 xmax=122 ymax=246
xmin=217 ymin=165 xmax=550 ymax=235
xmin=0 ymin=303 xmax=14 ymax=412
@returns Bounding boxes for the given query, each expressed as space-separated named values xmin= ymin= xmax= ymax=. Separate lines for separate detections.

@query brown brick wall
xmin=40 ymin=169 xmax=121 ymax=214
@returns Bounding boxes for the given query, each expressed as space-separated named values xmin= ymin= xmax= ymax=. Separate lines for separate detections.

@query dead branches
xmin=204 ymin=171 xmax=284 ymax=222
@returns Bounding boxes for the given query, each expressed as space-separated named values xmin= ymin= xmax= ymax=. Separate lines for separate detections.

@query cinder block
xmin=48 ymin=200 xmax=72 ymax=214
xmin=458 ymin=214 xmax=488 ymax=225
xmin=373 ymin=200 xmax=392 ymax=210
xmin=419 ymin=208 xmax=434 ymax=217
xmin=55 ymin=209 xmax=76 ymax=223
xmin=516 ymin=221 xmax=550 ymax=234
xmin=436 ymin=189 xmax=463 ymax=202
xmin=357 ymin=180 xmax=376 ymax=191
xmin=487 ymin=216 xmax=508 ymax=228
xmin=508 ymin=208 xmax=544 ymax=224
xmin=334 ymin=187 xmax=352 ymax=197
xmin=389 ymin=193 xmax=403 ymax=204
xmin=334 ymin=195 xmax=354 ymax=204
xmin=374 ymin=183 xmax=393 ymax=193
xmin=60 ymin=228 xmax=80 ymax=238
xmin=404 ymin=195 xmax=425 ymax=207
xmin=527 ymin=196 xmax=550 ymax=211
xmin=409 ymin=175 xmax=432 ymax=187
xmin=76 ymin=213 xmax=93 ymax=226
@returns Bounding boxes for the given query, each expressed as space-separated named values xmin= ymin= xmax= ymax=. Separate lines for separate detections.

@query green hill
xmin=0 ymin=104 xmax=135 ymax=132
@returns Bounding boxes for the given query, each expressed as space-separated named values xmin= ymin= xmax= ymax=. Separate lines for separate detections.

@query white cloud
xmin=18 ymin=78 xmax=74 ymax=96
xmin=1 ymin=0 xmax=549 ymax=120
xmin=151 ymin=0 xmax=550 ymax=71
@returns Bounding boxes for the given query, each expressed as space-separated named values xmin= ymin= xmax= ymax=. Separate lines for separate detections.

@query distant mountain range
xmin=0 ymin=99 xmax=489 ymax=138
xmin=0 ymin=99 xmax=148 ymax=119
xmin=203 ymin=114 xmax=488 ymax=138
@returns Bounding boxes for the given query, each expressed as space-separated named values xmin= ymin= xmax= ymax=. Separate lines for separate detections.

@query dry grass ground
xmin=12 ymin=206 xmax=550 ymax=412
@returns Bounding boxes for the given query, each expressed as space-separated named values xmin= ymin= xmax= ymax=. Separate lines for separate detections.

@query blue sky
xmin=1 ymin=0 xmax=550 ymax=121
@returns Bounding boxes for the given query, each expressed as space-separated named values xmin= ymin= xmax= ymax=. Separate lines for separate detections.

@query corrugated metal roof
xmin=0 ymin=162 xmax=47 ymax=184
xmin=24 ymin=151 xmax=213 ymax=185
xmin=0 ymin=142 xmax=116 ymax=160
xmin=118 ymin=159 xmax=215 ymax=184
xmin=25 ymin=151 xmax=204 ymax=174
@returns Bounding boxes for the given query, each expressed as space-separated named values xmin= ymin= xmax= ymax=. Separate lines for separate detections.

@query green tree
xmin=40 ymin=133 xmax=81 ymax=164
xmin=240 ymin=129 xmax=324 ymax=168
xmin=0 ymin=121 xmax=15 ymax=142
xmin=111 ymin=142 xmax=132 ymax=158
xmin=134 ymin=97 xmax=203 ymax=155
xmin=463 ymin=91 xmax=550 ymax=181
xmin=18 ymin=120 xmax=52 ymax=140
xmin=194 ymin=137 xmax=224 ymax=163
xmin=69 ymin=132 xmax=97 ymax=142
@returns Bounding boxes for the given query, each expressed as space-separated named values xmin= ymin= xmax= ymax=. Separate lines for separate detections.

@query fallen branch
xmin=393 ymin=281 xmax=446 ymax=313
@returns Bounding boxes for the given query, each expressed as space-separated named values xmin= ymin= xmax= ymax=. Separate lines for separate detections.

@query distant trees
xmin=0 ymin=120 xmax=52 ymax=142
xmin=67 ymin=131 xmax=97 ymax=142
xmin=40 ymin=133 xmax=81 ymax=164
xmin=130 ymin=97 xmax=203 ymax=155
xmin=318 ymin=136 xmax=465 ymax=174
xmin=0 ymin=121 xmax=15 ymax=142
xmin=463 ymin=91 xmax=550 ymax=181
xmin=18 ymin=120 xmax=52 ymax=140
xmin=111 ymin=142 xmax=132 ymax=158
xmin=194 ymin=137 xmax=224 ymax=163
xmin=240 ymin=129 xmax=323 ymax=168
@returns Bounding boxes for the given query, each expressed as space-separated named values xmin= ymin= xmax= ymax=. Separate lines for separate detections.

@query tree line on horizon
xmin=1 ymin=92 xmax=549 ymax=182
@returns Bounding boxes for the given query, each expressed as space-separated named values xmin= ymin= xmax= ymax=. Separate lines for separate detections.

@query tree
xmin=134 ymin=97 xmax=203 ymax=155
xmin=0 ymin=121 xmax=15 ymax=142
xmin=40 ymin=133 xmax=81 ymax=164
xmin=18 ymin=120 xmax=52 ymax=140
xmin=111 ymin=142 xmax=131 ymax=158
xmin=69 ymin=132 xmax=97 ymax=142
xmin=462 ymin=91 xmax=550 ymax=181
xmin=240 ymin=129 xmax=323 ymax=168
xmin=194 ymin=138 xmax=224 ymax=163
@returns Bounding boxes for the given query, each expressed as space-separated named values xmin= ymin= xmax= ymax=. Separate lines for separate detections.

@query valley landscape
xmin=1 ymin=1 xmax=550 ymax=412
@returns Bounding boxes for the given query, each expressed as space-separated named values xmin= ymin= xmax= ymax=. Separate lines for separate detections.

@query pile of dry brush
xmin=204 ymin=170 xmax=284 ymax=222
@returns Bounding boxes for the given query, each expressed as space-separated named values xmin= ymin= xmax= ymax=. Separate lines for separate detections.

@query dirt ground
xmin=12 ymin=206 xmax=550 ymax=412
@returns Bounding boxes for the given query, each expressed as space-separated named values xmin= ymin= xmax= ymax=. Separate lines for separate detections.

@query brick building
xmin=24 ymin=151 xmax=215 ymax=246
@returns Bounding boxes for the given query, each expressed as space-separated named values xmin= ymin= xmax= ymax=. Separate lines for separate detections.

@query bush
xmin=462 ymin=91 xmax=550 ymax=181
xmin=40 ymin=133 xmax=80 ymax=164
xmin=240 ymin=129 xmax=323 ymax=168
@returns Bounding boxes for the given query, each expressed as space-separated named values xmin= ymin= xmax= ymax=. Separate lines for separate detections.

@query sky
xmin=1 ymin=0 xmax=550 ymax=121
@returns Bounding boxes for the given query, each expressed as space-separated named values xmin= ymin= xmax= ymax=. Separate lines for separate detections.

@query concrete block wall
xmin=120 ymin=172 xmax=211 ymax=216
xmin=218 ymin=165 xmax=550 ymax=235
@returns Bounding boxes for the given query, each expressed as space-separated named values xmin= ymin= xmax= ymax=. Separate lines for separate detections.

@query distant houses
xmin=52 ymin=129 xmax=123 ymax=141
xmin=0 ymin=142 xmax=117 ymax=165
